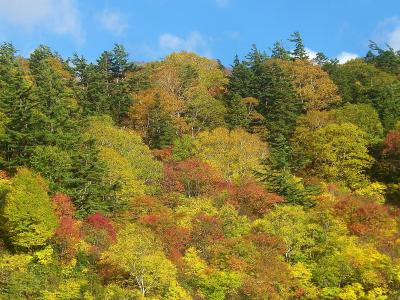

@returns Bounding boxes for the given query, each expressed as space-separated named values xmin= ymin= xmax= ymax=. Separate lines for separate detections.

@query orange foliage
xmin=51 ymin=193 xmax=81 ymax=261
xmin=334 ymin=195 xmax=397 ymax=243
xmin=163 ymin=158 xmax=222 ymax=197
xmin=227 ymin=178 xmax=284 ymax=218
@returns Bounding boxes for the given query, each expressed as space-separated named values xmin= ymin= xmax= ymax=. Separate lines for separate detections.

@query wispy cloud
xmin=0 ymin=0 xmax=84 ymax=43
xmin=96 ymin=10 xmax=128 ymax=36
xmin=159 ymin=32 xmax=213 ymax=57
xmin=305 ymin=48 xmax=318 ymax=60
xmin=337 ymin=51 xmax=358 ymax=64
xmin=215 ymin=0 xmax=230 ymax=8
xmin=373 ymin=16 xmax=400 ymax=50
xmin=387 ymin=20 xmax=400 ymax=50
xmin=134 ymin=31 xmax=213 ymax=61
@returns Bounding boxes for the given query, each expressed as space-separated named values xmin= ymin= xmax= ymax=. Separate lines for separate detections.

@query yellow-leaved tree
xmin=101 ymin=224 xmax=188 ymax=298
xmin=128 ymin=52 xmax=228 ymax=137
xmin=85 ymin=116 xmax=162 ymax=209
xmin=194 ymin=127 xmax=268 ymax=180
xmin=270 ymin=59 xmax=341 ymax=111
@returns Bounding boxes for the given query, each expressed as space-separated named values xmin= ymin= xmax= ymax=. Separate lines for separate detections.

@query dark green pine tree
xmin=313 ymin=52 xmax=330 ymax=66
xmin=29 ymin=46 xmax=81 ymax=150
xmin=109 ymin=44 xmax=136 ymax=124
xmin=366 ymin=41 xmax=400 ymax=76
xmin=0 ymin=43 xmax=37 ymax=169
xmin=71 ymin=51 xmax=113 ymax=118
xmin=146 ymin=94 xmax=176 ymax=149
xmin=216 ymin=59 xmax=225 ymax=71
xmin=225 ymin=93 xmax=250 ymax=129
xmin=258 ymin=154 xmax=318 ymax=208
xmin=263 ymin=62 xmax=302 ymax=145
xmin=67 ymin=138 xmax=118 ymax=217
xmin=72 ymin=45 xmax=136 ymax=125
xmin=244 ymin=45 xmax=271 ymax=104
xmin=271 ymin=41 xmax=291 ymax=60
xmin=227 ymin=55 xmax=254 ymax=97
xmin=289 ymin=31 xmax=309 ymax=60
xmin=109 ymin=44 xmax=135 ymax=79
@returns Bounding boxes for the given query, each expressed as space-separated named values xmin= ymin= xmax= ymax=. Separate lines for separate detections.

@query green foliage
xmin=0 ymin=40 xmax=400 ymax=300
xmin=72 ymin=44 xmax=137 ymax=124
xmin=292 ymin=122 xmax=373 ymax=188
xmin=29 ymin=145 xmax=72 ymax=192
xmin=146 ymin=93 xmax=177 ymax=149
xmin=87 ymin=116 xmax=161 ymax=179
xmin=1 ymin=168 xmax=58 ymax=250
xmin=182 ymin=247 xmax=242 ymax=299
xmin=328 ymin=59 xmax=400 ymax=130
xmin=254 ymin=205 xmax=314 ymax=262
xmin=334 ymin=103 xmax=384 ymax=145
xmin=101 ymin=224 xmax=178 ymax=297
xmin=172 ymin=134 xmax=196 ymax=161
xmin=262 ymin=62 xmax=302 ymax=144
xmin=289 ymin=31 xmax=308 ymax=60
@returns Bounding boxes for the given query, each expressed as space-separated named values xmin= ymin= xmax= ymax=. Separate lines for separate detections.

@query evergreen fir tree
xmin=289 ymin=31 xmax=309 ymax=60
xmin=263 ymin=62 xmax=302 ymax=144
xmin=67 ymin=139 xmax=117 ymax=217
xmin=271 ymin=41 xmax=291 ymax=60
xmin=29 ymin=47 xmax=81 ymax=150
xmin=227 ymin=55 xmax=254 ymax=97
xmin=313 ymin=52 xmax=329 ymax=66
xmin=225 ymin=93 xmax=250 ymax=129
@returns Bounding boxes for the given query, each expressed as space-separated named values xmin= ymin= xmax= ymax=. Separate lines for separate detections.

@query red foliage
xmin=141 ymin=213 xmax=163 ymax=225
xmin=52 ymin=193 xmax=76 ymax=218
xmin=82 ymin=212 xmax=117 ymax=257
xmin=383 ymin=129 xmax=400 ymax=156
xmin=227 ymin=178 xmax=283 ymax=218
xmin=138 ymin=209 xmax=191 ymax=261
xmin=128 ymin=196 xmax=167 ymax=221
xmin=139 ymin=209 xmax=174 ymax=232
xmin=51 ymin=193 xmax=80 ymax=261
xmin=191 ymin=213 xmax=225 ymax=252
xmin=163 ymin=164 xmax=185 ymax=194
xmin=85 ymin=212 xmax=116 ymax=241
xmin=161 ymin=225 xmax=191 ymax=261
xmin=334 ymin=195 xmax=396 ymax=242
xmin=163 ymin=158 xmax=222 ymax=197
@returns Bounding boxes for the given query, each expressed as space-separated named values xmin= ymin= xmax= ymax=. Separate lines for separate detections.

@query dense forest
xmin=0 ymin=32 xmax=400 ymax=299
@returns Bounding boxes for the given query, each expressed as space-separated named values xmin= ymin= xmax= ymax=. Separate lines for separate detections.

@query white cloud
xmin=96 ymin=10 xmax=128 ymax=35
xmin=159 ymin=32 xmax=212 ymax=57
xmin=388 ymin=25 xmax=400 ymax=50
xmin=305 ymin=48 xmax=318 ymax=60
xmin=215 ymin=0 xmax=230 ymax=8
xmin=0 ymin=0 xmax=84 ymax=43
xmin=160 ymin=34 xmax=184 ymax=50
xmin=337 ymin=51 xmax=359 ymax=64
xmin=373 ymin=17 xmax=400 ymax=50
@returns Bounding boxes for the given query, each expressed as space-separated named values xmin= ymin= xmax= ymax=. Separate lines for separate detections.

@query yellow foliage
xmin=129 ymin=88 xmax=186 ymax=136
xmin=0 ymin=253 xmax=32 ymax=273
xmin=271 ymin=59 xmax=341 ymax=111
xmin=42 ymin=279 xmax=87 ymax=300
xmin=195 ymin=127 xmax=268 ymax=180
xmin=355 ymin=182 xmax=387 ymax=204
xmin=34 ymin=245 xmax=54 ymax=265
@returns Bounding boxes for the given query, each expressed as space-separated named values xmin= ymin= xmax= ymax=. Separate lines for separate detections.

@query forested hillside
xmin=0 ymin=33 xmax=400 ymax=299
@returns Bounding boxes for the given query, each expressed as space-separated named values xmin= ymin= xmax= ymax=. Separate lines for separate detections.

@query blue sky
xmin=0 ymin=0 xmax=399 ymax=65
